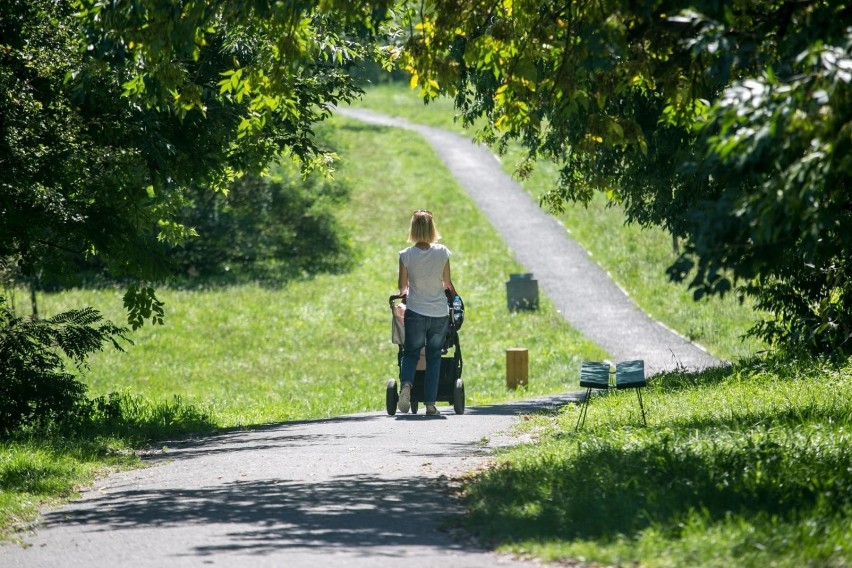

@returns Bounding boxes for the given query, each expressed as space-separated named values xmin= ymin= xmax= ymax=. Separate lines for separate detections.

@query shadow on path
xmin=43 ymin=474 xmax=464 ymax=559
xmin=149 ymin=395 xmax=584 ymax=464
xmin=463 ymin=393 xmax=584 ymax=417
xmin=148 ymin=415 xmax=387 ymax=462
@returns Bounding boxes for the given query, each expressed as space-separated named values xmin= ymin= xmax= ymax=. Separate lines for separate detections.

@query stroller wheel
xmin=453 ymin=379 xmax=465 ymax=415
xmin=385 ymin=379 xmax=397 ymax=416
xmin=411 ymin=400 xmax=419 ymax=414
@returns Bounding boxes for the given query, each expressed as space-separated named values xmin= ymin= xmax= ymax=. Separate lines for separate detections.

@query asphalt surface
xmin=5 ymin=397 xmax=579 ymax=568
xmin=3 ymin=109 xmax=719 ymax=567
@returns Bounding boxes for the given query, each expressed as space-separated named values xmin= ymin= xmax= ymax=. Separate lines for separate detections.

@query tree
xmin=2 ymin=0 xmax=392 ymax=322
xmin=0 ymin=0 xmax=390 ymax=428
xmin=6 ymin=0 xmax=850 ymax=358
xmin=398 ymin=1 xmax=852 ymax=355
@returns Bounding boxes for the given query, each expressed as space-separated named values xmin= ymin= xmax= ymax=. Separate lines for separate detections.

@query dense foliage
xmin=398 ymin=1 xmax=852 ymax=354
xmin=62 ymin=0 xmax=851 ymax=355
xmin=0 ymin=0 xmax=375 ymax=431
xmin=170 ymin=162 xmax=354 ymax=281
xmin=1 ymin=0 xmax=386 ymax=320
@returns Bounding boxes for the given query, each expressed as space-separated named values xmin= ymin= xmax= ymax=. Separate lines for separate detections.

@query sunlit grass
xmin=0 ymin=435 xmax=138 ymax=539
xmin=35 ymin=119 xmax=605 ymax=427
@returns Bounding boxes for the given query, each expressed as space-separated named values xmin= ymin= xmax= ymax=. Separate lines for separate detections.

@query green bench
xmin=575 ymin=359 xmax=647 ymax=430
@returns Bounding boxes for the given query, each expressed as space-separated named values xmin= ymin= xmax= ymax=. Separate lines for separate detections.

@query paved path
xmin=3 ymin=110 xmax=719 ymax=567
xmin=336 ymin=108 xmax=718 ymax=376
xmin=4 ymin=397 xmax=578 ymax=568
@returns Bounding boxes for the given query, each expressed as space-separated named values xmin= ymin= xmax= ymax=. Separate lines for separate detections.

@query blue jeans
xmin=400 ymin=310 xmax=448 ymax=406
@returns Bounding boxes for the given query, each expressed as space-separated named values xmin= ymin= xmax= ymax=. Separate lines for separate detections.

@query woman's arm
xmin=442 ymin=259 xmax=453 ymax=293
xmin=397 ymin=257 xmax=409 ymax=296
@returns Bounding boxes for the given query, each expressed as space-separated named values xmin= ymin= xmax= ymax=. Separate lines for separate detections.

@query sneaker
xmin=398 ymin=383 xmax=411 ymax=413
xmin=426 ymin=405 xmax=440 ymax=416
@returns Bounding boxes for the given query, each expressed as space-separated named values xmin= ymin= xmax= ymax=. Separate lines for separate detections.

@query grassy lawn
xmin=460 ymin=356 xmax=852 ymax=567
xmin=349 ymin=83 xmax=766 ymax=362
xmin=2 ymin=114 xmax=605 ymax=535
xmin=36 ymin=118 xmax=605 ymax=423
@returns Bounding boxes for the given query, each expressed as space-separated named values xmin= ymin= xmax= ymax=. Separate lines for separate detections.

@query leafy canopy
xmin=3 ymin=0 xmax=851 ymax=356
xmin=1 ymin=0 xmax=394 ymax=327
xmin=0 ymin=0 xmax=391 ymax=430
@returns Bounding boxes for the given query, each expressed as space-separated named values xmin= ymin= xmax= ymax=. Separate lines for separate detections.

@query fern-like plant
xmin=0 ymin=298 xmax=129 ymax=434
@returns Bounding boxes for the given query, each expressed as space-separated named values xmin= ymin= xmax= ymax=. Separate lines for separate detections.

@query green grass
xmin=2 ymin=114 xmax=605 ymax=536
xmin=0 ymin=435 xmax=138 ymax=537
xmin=461 ymin=356 xmax=852 ymax=567
xmin=349 ymin=83 xmax=766 ymax=361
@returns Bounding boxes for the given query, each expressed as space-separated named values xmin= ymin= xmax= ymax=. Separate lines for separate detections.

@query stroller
xmin=385 ymin=289 xmax=465 ymax=415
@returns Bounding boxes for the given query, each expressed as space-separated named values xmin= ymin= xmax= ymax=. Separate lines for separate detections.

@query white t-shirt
xmin=399 ymin=244 xmax=451 ymax=317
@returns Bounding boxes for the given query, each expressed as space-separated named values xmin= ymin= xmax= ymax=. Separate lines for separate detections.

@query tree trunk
xmin=30 ymin=280 xmax=38 ymax=320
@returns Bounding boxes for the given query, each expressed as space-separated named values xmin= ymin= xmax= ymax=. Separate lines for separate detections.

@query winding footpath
xmin=336 ymin=107 xmax=718 ymax=376
xmin=3 ymin=110 xmax=718 ymax=568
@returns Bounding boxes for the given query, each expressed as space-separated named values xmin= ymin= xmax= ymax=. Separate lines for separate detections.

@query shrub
xmin=0 ymin=299 xmax=128 ymax=434
xmin=169 ymin=160 xmax=354 ymax=282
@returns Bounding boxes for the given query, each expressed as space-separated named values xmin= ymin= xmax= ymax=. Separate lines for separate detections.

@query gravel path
xmin=3 ymin=109 xmax=719 ymax=567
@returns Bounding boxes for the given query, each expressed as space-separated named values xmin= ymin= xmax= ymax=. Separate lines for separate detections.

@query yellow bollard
xmin=506 ymin=348 xmax=529 ymax=389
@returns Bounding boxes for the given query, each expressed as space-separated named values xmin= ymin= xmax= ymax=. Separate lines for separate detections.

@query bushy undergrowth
xmin=169 ymin=160 xmax=354 ymax=283
xmin=0 ymin=301 xmax=128 ymax=434
xmin=78 ymin=391 xmax=215 ymax=442
xmin=461 ymin=355 xmax=852 ymax=567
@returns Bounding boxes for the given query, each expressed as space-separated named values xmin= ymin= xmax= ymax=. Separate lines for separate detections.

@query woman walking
xmin=397 ymin=210 xmax=453 ymax=416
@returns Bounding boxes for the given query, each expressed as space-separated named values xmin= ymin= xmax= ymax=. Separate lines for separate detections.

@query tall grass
xmin=461 ymin=356 xmax=852 ymax=567
xmin=349 ymin=83 xmax=766 ymax=361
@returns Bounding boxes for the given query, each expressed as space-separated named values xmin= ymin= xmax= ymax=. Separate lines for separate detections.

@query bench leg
xmin=636 ymin=387 xmax=647 ymax=426
xmin=575 ymin=387 xmax=593 ymax=431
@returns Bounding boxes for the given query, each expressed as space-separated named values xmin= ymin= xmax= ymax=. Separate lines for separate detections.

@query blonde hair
xmin=408 ymin=210 xmax=441 ymax=243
